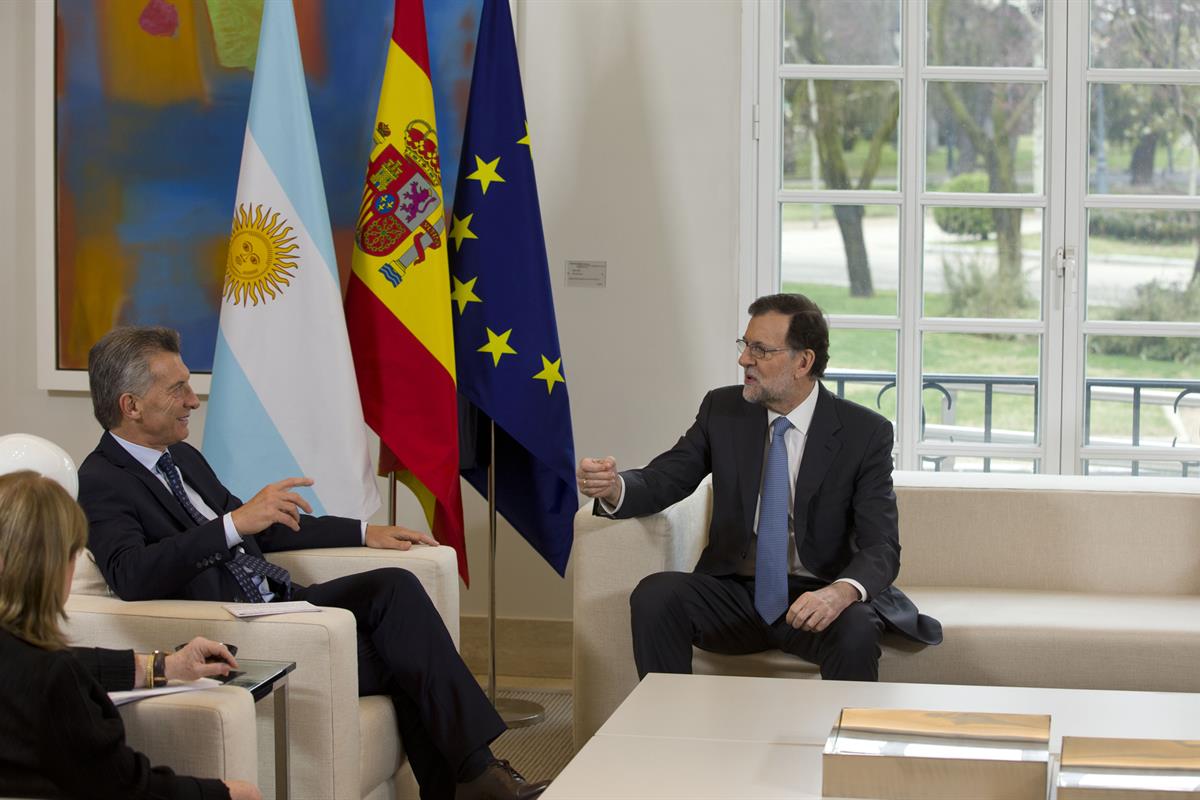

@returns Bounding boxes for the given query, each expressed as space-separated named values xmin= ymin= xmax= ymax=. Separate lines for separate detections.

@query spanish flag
xmin=345 ymin=0 xmax=466 ymax=581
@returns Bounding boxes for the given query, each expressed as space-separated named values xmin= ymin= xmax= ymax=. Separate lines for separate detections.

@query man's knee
xmin=367 ymin=567 xmax=428 ymax=602
xmin=629 ymin=572 xmax=690 ymax=625
xmin=825 ymin=603 xmax=883 ymax=658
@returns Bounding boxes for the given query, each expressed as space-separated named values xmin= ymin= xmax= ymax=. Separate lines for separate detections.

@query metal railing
xmin=825 ymin=370 xmax=1200 ymax=475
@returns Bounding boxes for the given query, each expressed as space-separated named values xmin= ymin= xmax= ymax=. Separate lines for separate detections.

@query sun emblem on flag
xmin=224 ymin=204 xmax=299 ymax=306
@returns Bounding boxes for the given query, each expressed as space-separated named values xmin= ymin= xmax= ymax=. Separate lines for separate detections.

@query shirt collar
xmin=110 ymin=431 xmax=170 ymax=474
xmin=766 ymin=382 xmax=819 ymax=437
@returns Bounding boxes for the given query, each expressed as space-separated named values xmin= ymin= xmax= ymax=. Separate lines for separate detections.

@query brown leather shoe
xmin=455 ymin=759 xmax=549 ymax=800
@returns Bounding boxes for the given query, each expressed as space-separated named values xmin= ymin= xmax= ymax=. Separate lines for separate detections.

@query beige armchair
xmin=67 ymin=543 xmax=461 ymax=800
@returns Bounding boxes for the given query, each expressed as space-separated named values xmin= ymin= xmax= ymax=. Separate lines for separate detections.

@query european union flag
xmin=450 ymin=0 xmax=576 ymax=575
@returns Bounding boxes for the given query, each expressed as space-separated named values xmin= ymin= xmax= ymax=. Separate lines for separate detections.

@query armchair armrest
xmin=119 ymin=686 xmax=257 ymax=785
xmin=266 ymin=544 xmax=460 ymax=646
xmin=571 ymin=477 xmax=713 ymax=747
xmin=64 ymin=594 xmax=362 ymax=800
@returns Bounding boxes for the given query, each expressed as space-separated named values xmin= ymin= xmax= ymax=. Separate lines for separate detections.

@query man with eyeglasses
xmin=577 ymin=293 xmax=941 ymax=682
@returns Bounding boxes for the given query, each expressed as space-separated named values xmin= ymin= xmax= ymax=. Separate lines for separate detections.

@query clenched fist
xmin=577 ymin=456 xmax=621 ymax=506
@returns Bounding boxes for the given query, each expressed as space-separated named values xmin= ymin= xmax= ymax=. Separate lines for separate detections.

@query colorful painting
xmin=54 ymin=0 xmax=481 ymax=372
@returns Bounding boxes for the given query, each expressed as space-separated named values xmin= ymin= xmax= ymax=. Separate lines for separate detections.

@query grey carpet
xmin=490 ymin=688 xmax=575 ymax=782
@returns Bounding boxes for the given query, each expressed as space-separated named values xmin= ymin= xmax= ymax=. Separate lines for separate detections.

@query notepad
xmin=222 ymin=600 xmax=322 ymax=618
xmin=109 ymin=678 xmax=222 ymax=706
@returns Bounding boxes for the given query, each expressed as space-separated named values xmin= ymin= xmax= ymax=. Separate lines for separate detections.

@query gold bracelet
xmin=144 ymin=653 xmax=154 ymax=689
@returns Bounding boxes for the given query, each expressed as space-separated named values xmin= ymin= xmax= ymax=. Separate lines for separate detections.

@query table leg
xmin=273 ymin=679 xmax=290 ymax=800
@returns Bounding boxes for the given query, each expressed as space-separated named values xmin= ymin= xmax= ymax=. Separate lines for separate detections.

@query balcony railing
xmin=825 ymin=370 xmax=1200 ymax=476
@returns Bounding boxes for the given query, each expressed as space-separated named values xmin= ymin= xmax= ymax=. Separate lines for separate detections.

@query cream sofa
xmin=573 ymin=471 xmax=1200 ymax=746
xmin=67 ymin=544 xmax=460 ymax=800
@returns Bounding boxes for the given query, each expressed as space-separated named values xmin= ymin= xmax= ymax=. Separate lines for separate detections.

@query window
xmin=748 ymin=0 xmax=1200 ymax=476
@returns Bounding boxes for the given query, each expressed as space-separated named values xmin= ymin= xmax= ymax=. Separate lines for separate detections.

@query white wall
xmin=0 ymin=0 xmax=743 ymax=622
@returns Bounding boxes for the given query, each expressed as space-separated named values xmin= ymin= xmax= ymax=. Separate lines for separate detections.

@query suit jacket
xmin=600 ymin=384 xmax=942 ymax=645
xmin=0 ymin=630 xmax=229 ymax=800
xmin=79 ymin=431 xmax=360 ymax=602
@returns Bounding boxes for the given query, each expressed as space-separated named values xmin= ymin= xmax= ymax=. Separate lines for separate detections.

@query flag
xmin=204 ymin=0 xmax=380 ymax=522
xmin=344 ymin=0 xmax=467 ymax=580
xmin=451 ymin=0 xmax=577 ymax=576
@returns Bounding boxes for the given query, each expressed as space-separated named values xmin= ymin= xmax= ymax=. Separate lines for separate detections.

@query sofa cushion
xmin=359 ymin=694 xmax=401 ymax=794
xmin=695 ymin=588 xmax=1200 ymax=694
xmin=71 ymin=549 xmax=111 ymax=596
xmin=894 ymin=476 xmax=1200 ymax=595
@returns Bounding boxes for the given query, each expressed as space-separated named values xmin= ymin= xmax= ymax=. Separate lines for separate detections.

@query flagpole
xmin=487 ymin=419 xmax=543 ymax=727
xmin=387 ymin=472 xmax=397 ymax=526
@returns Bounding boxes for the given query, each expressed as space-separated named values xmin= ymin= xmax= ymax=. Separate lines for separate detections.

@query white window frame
xmin=742 ymin=0 xmax=1200 ymax=476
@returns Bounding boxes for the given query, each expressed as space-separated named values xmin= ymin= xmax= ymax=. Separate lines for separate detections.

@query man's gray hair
xmin=87 ymin=326 xmax=181 ymax=430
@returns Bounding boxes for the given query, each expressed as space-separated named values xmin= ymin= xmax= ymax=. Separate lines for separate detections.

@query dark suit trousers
xmin=630 ymin=572 xmax=884 ymax=681
xmin=294 ymin=568 xmax=505 ymax=800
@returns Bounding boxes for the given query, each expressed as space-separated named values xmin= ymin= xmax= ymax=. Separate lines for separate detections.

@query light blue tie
xmin=755 ymin=417 xmax=793 ymax=623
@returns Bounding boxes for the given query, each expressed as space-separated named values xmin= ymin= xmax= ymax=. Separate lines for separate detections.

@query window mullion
xmin=897 ymin=0 xmax=925 ymax=471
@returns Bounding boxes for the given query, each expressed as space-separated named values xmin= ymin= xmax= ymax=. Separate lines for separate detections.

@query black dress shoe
xmin=455 ymin=759 xmax=549 ymax=800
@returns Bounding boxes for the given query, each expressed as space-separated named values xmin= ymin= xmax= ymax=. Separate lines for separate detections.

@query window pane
xmin=1090 ymin=0 xmax=1200 ymax=70
xmin=1085 ymin=209 xmax=1200 ymax=320
xmin=783 ymin=0 xmax=900 ymax=65
xmin=781 ymin=204 xmax=900 ymax=315
xmin=1088 ymin=84 xmax=1200 ymax=196
xmin=1085 ymin=335 xmax=1200 ymax=447
xmin=927 ymin=0 xmax=1045 ymax=68
xmin=825 ymin=329 xmax=898 ymax=426
xmin=927 ymin=82 xmax=1044 ymax=193
xmin=921 ymin=332 xmax=1040 ymax=445
xmin=1083 ymin=459 xmax=1200 ymax=478
xmin=923 ymin=206 xmax=1042 ymax=319
xmin=920 ymin=456 xmax=1039 ymax=473
xmin=783 ymin=80 xmax=900 ymax=191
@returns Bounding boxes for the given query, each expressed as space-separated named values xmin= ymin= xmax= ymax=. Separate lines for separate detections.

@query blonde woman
xmin=0 ymin=470 xmax=261 ymax=800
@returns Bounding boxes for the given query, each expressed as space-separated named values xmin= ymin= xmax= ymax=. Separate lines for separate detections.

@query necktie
xmin=754 ymin=417 xmax=793 ymax=623
xmin=155 ymin=451 xmax=291 ymax=602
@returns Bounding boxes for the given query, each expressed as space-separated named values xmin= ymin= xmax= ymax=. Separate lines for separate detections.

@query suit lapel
xmin=736 ymin=401 xmax=768 ymax=535
xmin=99 ymin=433 xmax=198 ymax=531
xmin=792 ymin=385 xmax=842 ymax=536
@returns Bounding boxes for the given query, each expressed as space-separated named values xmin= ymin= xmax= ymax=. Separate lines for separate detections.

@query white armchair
xmin=67 ymin=544 xmax=461 ymax=800
xmin=571 ymin=478 xmax=713 ymax=749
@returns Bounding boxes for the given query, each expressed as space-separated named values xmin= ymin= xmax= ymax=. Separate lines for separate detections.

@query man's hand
xmin=223 ymin=780 xmax=262 ymax=800
xmin=230 ymin=477 xmax=314 ymax=535
xmin=365 ymin=524 xmax=439 ymax=551
xmin=166 ymin=636 xmax=238 ymax=681
xmin=577 ymin=456 xmax=621 ymax=506
xmin=785 ymin=582 xmax=859 ymax=632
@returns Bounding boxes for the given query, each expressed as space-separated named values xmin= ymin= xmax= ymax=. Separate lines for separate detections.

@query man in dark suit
xmin=577 ymin=293 xmax=941 ymax=682
xmin=78 ymin=326 xmax=546 ymax=800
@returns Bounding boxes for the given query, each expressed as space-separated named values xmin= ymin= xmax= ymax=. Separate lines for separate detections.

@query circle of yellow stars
xmin=451 ymin=121 xmax=566 ymax=395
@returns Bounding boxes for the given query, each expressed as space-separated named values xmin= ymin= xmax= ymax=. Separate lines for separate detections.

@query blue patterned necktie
xmin=155 ymin=451 xmax=291 ymax=602
xmin=754 ymin=416 xmax=793 ymax=623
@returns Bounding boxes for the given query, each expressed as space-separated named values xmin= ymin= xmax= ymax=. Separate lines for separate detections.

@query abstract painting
xmin=53 ymin=0 xmax=481 ymax=373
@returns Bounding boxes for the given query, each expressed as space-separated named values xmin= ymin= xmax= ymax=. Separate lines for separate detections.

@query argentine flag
xmin=204 ymin=0 xmax=380 ymax=521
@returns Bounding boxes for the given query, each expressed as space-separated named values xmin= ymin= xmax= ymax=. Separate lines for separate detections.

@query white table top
xmin=545 ymin=673 xmax=1200 ymax=799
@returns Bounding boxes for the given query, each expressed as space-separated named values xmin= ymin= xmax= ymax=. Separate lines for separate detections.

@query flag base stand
xmin=487 ymin=421 xmax=544 ymax=729
xmin=493 ymin=697 xmax=543 ymax=728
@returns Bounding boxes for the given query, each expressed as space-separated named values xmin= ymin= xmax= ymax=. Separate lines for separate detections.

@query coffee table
xmin=546 ymin=673 xmax=1200 ymax=799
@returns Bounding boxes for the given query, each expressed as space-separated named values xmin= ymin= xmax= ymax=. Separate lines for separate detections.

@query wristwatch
xmin=151 ymin=649 xmax=167 ymax=687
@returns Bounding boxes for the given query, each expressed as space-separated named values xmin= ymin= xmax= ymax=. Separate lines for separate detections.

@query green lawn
xmin=785 ymin=280 xmax=1197 ymax=441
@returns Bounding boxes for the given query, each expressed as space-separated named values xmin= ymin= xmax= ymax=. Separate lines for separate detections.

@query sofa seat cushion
xmin=359 ymin=695 xmax=401 ymax=793
xmin=694 ymin=588 xmax=1200 ymax=694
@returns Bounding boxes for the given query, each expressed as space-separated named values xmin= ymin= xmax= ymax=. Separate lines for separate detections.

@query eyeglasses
xmin=735 ymin=338 xmax=793 ymax=360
